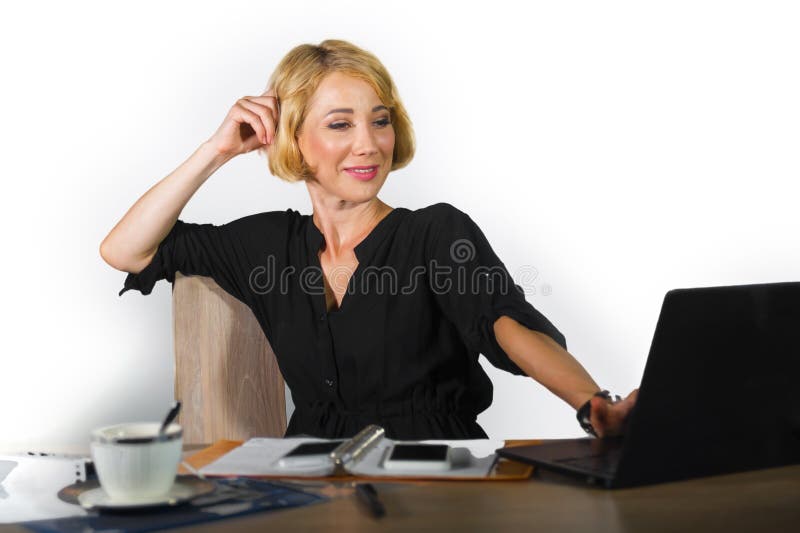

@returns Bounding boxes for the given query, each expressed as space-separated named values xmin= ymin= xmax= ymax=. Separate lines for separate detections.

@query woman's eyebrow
xmin=325 ymin=105 xmax=388 ymax=116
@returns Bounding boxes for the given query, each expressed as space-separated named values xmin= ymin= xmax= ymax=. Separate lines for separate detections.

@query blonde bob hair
xmin=261 ymin=39 xmax=415 ymax=183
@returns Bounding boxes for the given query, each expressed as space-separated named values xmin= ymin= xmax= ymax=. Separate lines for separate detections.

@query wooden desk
xmin=2 ymin=449 xmax=798 ymax=532
xmin=176 ymin=462 xmax=800 ymax=533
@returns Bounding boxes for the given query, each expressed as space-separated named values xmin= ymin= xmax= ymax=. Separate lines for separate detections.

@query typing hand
xmin=590 ymin=389 xmax=639 ymax=438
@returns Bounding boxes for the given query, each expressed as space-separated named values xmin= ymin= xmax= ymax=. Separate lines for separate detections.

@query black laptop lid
xmin=614 ymin=282 xmax=800 ymax=487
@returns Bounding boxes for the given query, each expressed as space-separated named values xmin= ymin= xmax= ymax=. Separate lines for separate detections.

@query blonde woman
xmin=101 ymin=39 xmax=637 ymax=440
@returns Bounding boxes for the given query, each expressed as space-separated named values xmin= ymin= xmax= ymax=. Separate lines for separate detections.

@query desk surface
xmin=3 ymin=451 xmax=799 ymax=532
xmin=178 ymin=464 xmax=800 ymax=533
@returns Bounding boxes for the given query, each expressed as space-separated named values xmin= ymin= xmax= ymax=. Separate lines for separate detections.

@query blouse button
xmin=320 ymin=314 xmax=326 ymax=322
xmin=325 ymin=379 xmax=335 ymax=388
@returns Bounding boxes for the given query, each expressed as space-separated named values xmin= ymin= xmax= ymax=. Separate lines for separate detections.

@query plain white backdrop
xmin=1 ymin=1 xmax=798 ymax=453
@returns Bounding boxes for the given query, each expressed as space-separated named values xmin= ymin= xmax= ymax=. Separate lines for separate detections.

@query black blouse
xmin=120 ymin=203 xmax=566 ymax=439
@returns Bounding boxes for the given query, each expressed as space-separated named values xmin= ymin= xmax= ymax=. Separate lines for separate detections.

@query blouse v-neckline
xmin=306 ymin=207 xmax=407 ymax=314
xmin=308 ymin=207 xmax=399 ymax=260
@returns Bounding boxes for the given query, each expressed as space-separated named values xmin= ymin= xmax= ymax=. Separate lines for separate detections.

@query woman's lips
xmin=344 ymin=165 xmax=379 ymax=181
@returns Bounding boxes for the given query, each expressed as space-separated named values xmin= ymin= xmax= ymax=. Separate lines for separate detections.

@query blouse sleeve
xmin=425 ymin=203 xmax=567 ymax=376
xmin=118 ymin=212 xmax=286 ymax=306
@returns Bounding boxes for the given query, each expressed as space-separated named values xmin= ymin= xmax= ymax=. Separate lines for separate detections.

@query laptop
xmin=496 ymin=282 xmax=800 ymax=488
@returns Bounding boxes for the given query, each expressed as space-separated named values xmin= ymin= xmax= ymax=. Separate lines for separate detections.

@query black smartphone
xmin=277 ymin=440 xmax=345 ymax=468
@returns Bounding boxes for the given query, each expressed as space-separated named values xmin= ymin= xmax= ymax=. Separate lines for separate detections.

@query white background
xmin=1 ymin=1 xmax=797 ymax=453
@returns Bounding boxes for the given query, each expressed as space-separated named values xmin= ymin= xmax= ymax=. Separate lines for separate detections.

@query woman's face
xmin=297 ymin=71 xmax=395 ymax=204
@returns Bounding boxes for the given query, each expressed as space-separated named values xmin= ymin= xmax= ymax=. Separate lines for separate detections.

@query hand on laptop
xmin=590 ymin=389 xmax=639 ymax=438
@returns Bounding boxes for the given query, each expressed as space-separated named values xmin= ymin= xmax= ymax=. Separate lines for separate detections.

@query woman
xmin=100 ymin=39 xmax=637 ymax=440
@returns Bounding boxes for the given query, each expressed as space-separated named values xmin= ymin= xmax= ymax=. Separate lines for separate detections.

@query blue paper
xmin=20 ymin=478 xmax=326 ymax=533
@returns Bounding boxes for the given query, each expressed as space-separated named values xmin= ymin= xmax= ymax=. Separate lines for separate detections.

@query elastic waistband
xmin=295 ymin=401 xmax=476 ymax=420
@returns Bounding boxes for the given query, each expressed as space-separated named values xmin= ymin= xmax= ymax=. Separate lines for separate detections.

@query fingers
xmin=244 ymin=94 xmax=280 ymax=130
xmin=237 ymin=96 xmax=278 ymax=144
xmin=592 ymin=390 xmax=639 ymax=438
xmin=244 ymin=95 xmax=280 ymax=122
xmin=232 ymin=104 xmax=268 ymax=145
xmin=590 ymin=396 xmax=609 ymax=438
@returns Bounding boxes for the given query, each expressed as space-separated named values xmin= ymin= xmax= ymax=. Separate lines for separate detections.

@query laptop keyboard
xmin=555 ymin=447 xmax=622 ymax=478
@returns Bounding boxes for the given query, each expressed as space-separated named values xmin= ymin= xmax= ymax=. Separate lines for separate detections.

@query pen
xmin=181 ymin=460 xmax=207 ymax=480
xmin=355 ymin=483 xmax=386 ymax=518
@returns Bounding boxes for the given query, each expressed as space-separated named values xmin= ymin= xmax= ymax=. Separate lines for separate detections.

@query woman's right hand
xmin=207 ymin=92 xmax=280 ymax=158
xmin=101 ymin=91 xmax=280 ymax=274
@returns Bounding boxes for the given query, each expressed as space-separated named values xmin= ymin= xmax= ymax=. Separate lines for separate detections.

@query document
xmin=0 ymin=454 xmax=88 ymax=523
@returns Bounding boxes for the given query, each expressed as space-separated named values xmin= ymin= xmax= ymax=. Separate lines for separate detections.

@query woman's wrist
xmin=576 ymin=390 xmax=622 ymax=437
xmin=197 ymin=140 xmax=236 ymax=174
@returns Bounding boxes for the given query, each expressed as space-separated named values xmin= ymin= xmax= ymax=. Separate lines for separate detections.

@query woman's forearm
xmin=493 ymin=315 xmax=600 ymax=409
xmin=99 ymin=141 xmax=232 ymax=274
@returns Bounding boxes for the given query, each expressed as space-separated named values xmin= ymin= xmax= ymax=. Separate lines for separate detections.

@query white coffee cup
xmin=90 ymin=422 xmax=183 ymax=502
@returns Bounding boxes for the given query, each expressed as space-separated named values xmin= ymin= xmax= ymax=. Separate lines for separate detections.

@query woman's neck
xmin=306 ymin=191 xmax=392 ymax=258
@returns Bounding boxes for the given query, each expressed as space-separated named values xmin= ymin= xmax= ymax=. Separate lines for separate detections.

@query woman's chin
xmin=340 ymin=173 xmax=388 ymax=198
xmin=307 ymin=172 xmax=388 ymax=203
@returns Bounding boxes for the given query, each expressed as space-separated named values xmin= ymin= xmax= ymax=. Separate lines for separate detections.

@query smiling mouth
xmin=344 ymin=165 xmax=380 ymax=181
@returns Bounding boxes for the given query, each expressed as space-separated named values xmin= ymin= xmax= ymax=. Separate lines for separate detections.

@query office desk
xmin=167 ymin=464 xmax=800 ymax=533
xmin=2 ymin=452 xmax=798 ymax=532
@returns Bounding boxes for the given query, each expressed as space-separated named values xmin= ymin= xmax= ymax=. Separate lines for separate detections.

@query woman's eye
xmin=328 ymin=118 xmax=391 ymax=130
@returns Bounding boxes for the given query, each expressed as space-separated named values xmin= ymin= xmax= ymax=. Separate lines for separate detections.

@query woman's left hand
xmin=590 ymin=389 xmax=639 ymax=438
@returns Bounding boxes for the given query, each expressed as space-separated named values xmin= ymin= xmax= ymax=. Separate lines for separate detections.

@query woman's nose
xmin=351 ymin=123 xmax=379 ymax=155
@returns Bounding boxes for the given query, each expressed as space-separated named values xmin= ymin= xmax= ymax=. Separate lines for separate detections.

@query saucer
xmin=77 ymin=478 xmax=216 ymax=511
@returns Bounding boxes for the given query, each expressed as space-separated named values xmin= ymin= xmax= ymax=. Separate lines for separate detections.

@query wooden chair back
xmin=172 ymin=273 xmax=286 ymax=444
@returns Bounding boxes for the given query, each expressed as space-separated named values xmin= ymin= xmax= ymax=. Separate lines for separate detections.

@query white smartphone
xmin=382 ymin=444 xmax=452 ymax=471
xmin=276 ymin=440 xmax=345 ymax=469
